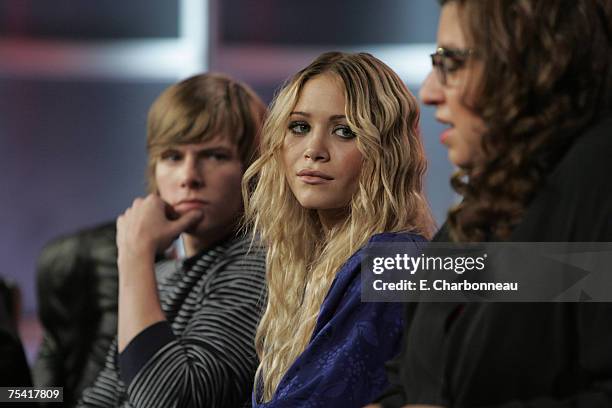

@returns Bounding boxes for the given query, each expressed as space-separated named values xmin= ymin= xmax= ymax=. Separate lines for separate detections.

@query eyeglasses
xmin=430 ymin=47 xmax=477 ymax=86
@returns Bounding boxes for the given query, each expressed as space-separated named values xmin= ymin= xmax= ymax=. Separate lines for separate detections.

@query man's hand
xmin=116 ymin=194 xmax=203 ymax=264
xmin=115 ymin=194 xmax=202 ymax=351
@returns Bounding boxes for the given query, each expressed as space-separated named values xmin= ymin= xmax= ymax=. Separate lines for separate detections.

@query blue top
xmin=253 ymin=232 xmax=427 ymax=408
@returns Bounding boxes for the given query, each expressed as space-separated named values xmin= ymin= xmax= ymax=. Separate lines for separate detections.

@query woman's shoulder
xmin=367 ymin=231 xmax=428 ymax=244
xmin=331 ymin=232 xmax=428 ymax=285
xmin=550 ymin=116 xmax=612 ymax=184
xmin=337 ymin=232 xmax=428 ymax=272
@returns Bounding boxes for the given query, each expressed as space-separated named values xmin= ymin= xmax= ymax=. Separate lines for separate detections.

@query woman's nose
xmin=419 ymin=70 xmax=444 ymax=106
xmin=303 ymin=129 xmax=330 ymax=162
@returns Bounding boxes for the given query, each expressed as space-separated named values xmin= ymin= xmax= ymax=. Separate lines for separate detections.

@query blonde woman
xmin=244 ymin=52 xmax=435 ymax=407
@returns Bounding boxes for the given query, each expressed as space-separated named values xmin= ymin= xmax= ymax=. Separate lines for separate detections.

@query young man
xmin=79 ymin=73 xmax=267 ymax=408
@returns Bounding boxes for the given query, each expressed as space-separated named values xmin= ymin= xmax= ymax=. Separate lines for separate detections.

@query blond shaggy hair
xmin=242 ymin=51 xmax=434 ymax=402
xmin=146 ymin=73 xmax=266 ymax=193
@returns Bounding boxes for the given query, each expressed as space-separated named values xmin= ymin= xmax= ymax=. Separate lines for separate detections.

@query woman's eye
xmin=334 ymin=126 xmax=356 ymax=139
xmin=289 ymin=121 xmax=310 ymax=134
xmin=442 ymin=56 xmax=462 ymax=73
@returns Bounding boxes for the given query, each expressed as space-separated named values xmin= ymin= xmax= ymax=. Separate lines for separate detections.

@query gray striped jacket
xmin=78 ymin=234 xmax=266 ymax=408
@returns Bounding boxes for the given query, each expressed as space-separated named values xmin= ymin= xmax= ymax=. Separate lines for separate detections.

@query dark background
xmin=0 ymin=0 xmax=451 ymax=327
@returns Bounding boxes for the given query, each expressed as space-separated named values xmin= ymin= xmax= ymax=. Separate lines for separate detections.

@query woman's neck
xmin=317 ymin=207 xmax=349 ymax=234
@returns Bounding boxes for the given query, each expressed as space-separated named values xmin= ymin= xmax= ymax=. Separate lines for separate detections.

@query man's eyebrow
xmin=196 ymin=146 xmax=233 ymax=153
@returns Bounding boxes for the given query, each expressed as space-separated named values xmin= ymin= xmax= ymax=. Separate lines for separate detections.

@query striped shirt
xmin=78 ymin=234 xmax=267 ymax=408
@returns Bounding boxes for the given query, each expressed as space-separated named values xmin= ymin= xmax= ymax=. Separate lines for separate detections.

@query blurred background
xmin=0 ymin=0 xmax=452 ymax=359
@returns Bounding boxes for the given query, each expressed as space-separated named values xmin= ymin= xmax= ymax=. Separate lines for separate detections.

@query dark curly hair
xmin=439 ymin=0 xmax=612 ymax=242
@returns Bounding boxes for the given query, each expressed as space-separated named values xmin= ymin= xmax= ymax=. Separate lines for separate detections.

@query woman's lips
xmin=296 ymin=169 xmax=333 ymax=185
xmin=440 ymin=128 xmax=452 ymax=145
xmin=297 ymin=175 xmax=332 ymax=185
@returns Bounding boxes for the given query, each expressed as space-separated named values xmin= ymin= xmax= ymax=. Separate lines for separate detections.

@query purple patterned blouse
xmin=253 ymin=232 xmax=427 ymax=408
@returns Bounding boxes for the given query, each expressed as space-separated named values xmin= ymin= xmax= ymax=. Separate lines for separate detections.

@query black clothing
xmin=379 ymin=117 xmax=612 ymax=407
xmin=33 ymin=222 xmax=118 ymax=407
xmin=0 ymin=278 xmax=32 ymax=387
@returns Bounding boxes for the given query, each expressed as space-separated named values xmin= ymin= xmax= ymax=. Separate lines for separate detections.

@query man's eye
xmin=288 ymin=121 xmax=310 ymax=134
xmin=334 ymin=126 xmax=356 ymax=139
xmin=161 ymin=151 xmax=182 ymax=161
xmin=205 ymin=152 xmax=230 ymax=161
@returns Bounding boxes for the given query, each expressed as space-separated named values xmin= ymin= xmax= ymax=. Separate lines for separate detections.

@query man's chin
xmin=184 ymin=220 xmax=206 ymax=236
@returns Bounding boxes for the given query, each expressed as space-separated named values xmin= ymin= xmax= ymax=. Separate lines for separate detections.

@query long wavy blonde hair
xmin=242 ymin=51 xmax=434 ymax=401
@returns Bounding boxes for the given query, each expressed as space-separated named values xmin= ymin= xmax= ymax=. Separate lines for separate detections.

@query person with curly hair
xmin=243 ymin=51 xmax=435 ymax=407
xmin=372 ymin=1 xmax=612 ymax=407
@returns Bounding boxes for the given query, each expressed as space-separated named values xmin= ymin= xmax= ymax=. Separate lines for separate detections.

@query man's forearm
xmin=117 ymin=253 xmax=165 ymax=352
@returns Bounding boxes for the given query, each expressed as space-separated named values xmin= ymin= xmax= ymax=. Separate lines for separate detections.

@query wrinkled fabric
xmin=254 ymin=232 xmax=427 ymax=408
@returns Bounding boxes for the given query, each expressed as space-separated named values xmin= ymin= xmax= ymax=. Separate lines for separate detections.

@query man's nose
xmin=180 ymin=157 xmax=204 ymax=188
